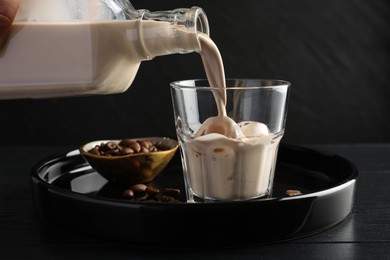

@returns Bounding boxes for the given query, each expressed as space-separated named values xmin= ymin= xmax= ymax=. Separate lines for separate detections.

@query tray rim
xmin=30 ymin=143 xmax=359 ymax=246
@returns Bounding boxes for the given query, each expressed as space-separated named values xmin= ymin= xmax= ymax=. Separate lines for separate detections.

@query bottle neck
xmin=135 ymin=6 xmax=209 ymax=60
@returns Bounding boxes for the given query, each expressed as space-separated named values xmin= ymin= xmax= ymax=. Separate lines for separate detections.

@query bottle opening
xmin=182 ymin=6 xmax=209 ymax=53
xmin=189 ymin=7 xmax=210 ymax=36
xmin=137 ymin=6 xmax=210 ymax=57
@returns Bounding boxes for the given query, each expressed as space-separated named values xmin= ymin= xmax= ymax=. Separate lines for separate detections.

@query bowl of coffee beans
xmin=80 ymin=137 xmax=178 ymax=184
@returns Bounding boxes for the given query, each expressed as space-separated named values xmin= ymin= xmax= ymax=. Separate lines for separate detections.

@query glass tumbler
xmin=170 ymin=79 xmax=290 ymax=203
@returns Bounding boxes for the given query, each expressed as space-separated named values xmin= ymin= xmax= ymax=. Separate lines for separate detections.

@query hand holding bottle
xmin=0 ymin=0 xmax=20 ymax=45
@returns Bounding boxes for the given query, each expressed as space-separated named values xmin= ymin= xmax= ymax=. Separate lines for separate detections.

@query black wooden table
xmin=1 ymin=144 xmax=389 ymax=259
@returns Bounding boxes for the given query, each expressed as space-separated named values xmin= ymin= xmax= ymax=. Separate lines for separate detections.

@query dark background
xmin=0 ymin=0 xmax=389 ymax=145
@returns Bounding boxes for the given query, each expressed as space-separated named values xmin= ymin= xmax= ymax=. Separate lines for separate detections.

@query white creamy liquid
xmin=181 ymin=34 xmax=280 ymax=201
xmin=0 ymin=20 xmax=199 ymax=99
xmin=183 ymin=133 xmax=281 ymax=201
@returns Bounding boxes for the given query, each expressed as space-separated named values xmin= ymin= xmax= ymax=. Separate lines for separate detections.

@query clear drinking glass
xmin=170 ymin=79 xmax=290 ymax=203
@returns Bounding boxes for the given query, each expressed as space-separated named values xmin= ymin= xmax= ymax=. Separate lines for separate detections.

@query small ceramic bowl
xmin=79 ymin=137 xmax=178 ymax=184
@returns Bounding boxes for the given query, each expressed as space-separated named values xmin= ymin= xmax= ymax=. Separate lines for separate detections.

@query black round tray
xmin=31 ymin=144 xmax=358 ymax=247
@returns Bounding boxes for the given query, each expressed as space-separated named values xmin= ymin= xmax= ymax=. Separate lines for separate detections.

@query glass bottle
xmin=0 ymin=0 xmax=209 ymax=99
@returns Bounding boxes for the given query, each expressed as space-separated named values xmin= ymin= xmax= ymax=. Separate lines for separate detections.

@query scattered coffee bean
xmin=286 ymin=189 xmax=302 ymax=196
xmin=130 ymin=183 xmax=147 ymax=194
xmin=122 ymin=189 xmax=135 ymax=199
xmin=122 ymin=184 xmax=181 ymax=203
xmin=160 ymin=188 xmax=180 ymax=199
xmin=146 ymin=186 xmax=160 ymax=196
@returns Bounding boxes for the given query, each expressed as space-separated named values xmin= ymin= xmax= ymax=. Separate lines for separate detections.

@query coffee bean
xmin=106 ymin=148 xmax=120 ymax=156
xmin=117 ymin=140 xmax=141 ymax=153
xmin=118 ymin=147 xmax=134 ymax=155
xmin=161 ymin=188 xmax=180 ymax=199
xmin=106 ymin=141 xmax=118 ymax=150
xmin=146 ymin=186 xmax=160 ymax=196
xmin=88 ymin=147 xmax=100 ymax=155
xmin=122 ymin=189 xmax=134 ymax=199
xmin=149 ymin=146 xmax=157 ymax=152
xmin=138 ymin=140 xmax=152 ymax=149
xmin=118 ymin=139 xmax=137 ymax=147
xmin=140 ymin=147 xmax=149 ymax=153
xmin=130 ymin=142 xmax=141 ymax=153
xmin=131 ymin=183 xmax=147 ymax=194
